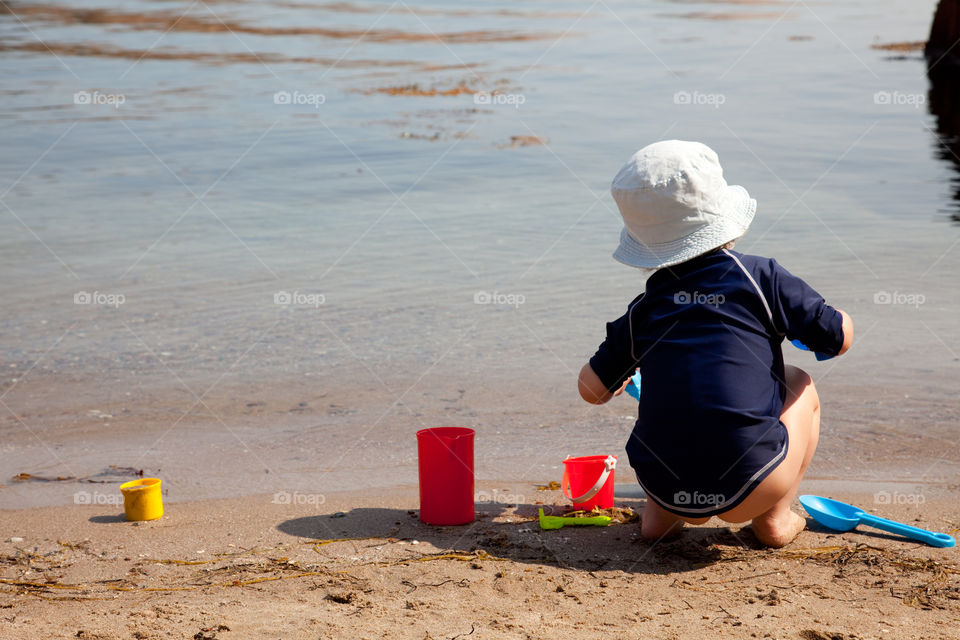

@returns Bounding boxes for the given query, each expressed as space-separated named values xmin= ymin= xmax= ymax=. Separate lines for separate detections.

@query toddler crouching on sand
xmin=579 ymin=141 xmax=853 ymax=548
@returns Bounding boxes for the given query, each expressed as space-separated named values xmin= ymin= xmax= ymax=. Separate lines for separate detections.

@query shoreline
xmin=3 ymin=366 xmax=959 ymax=511
xmin=1 ymin=485 xmax=957 ymax=639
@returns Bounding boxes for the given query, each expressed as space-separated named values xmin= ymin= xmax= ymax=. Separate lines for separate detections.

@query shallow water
xmin=1 ymin=0 xmax=958 ymax=507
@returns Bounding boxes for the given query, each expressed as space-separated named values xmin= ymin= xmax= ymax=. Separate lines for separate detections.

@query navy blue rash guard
xmin=589 ymin=249 xmax=845 ymax=517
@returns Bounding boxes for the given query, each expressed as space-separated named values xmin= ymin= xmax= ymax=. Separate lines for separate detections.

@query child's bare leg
xmin=718 ymin=365 xmax=820 ymax=547
xmin=641 ymin=499 xmax=684 ymax=540
xmin=641 ymin=500 xmax=709 ymax=540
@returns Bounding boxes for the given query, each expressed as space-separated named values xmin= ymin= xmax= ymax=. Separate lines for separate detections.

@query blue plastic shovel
xmin=799 ymin=495 xmax=955 ymax=548
xmin=790 ymin=338 xmax=833 ymax=361
xmin=625 ymin=370 xmax=642 ymax=401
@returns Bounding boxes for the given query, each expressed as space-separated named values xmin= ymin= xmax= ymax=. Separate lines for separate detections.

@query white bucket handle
xmin=562 ymin=455 xmax=617 ymax=504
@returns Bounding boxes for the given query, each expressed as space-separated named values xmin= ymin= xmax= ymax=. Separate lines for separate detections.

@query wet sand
xmin=3 ymin=217 xmax=957 ymax=510
xmin=1 ymin=486 xmax=957 ymax=639
xmin=3 ymin=356 xmax=959 ymax=511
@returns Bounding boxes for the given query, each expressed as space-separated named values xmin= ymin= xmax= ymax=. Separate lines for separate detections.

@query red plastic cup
xmin=562 ymin=455 xmax=617 ymax=511
xmin=417 ymin=427 xmax=475 ymax=525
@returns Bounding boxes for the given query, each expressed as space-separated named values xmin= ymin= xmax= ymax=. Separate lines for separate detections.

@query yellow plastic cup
xmin=120 ymin=478 xmax=163 ymax=521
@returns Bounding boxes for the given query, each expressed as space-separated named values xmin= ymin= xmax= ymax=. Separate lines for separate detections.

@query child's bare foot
xmin=751 ymin=510 xmax=807 ymax=548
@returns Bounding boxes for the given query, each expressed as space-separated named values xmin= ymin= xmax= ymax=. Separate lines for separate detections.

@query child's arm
xmin=791 ymin=308 xmax=853 ymax=359
xmin=760 ymin=258 xmax=853 ymax=358
xmin=837 ymin=308 xmax=853 ymax=355
xmin=577 ymin=362 xmax=632 ymax=404
xmin=581 ymin=298 xmax=642 ymax=405
xmin=578 ymin=363 xmax=632 ymax=404
xmin=578 ymin=363 xmax=612 ymax=404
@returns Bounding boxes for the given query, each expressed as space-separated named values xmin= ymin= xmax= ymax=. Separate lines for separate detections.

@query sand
xmin=2 ymin=485 xmax=958 ymax=639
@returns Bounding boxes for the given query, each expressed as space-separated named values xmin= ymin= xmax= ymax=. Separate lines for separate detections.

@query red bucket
xmin=417 ymin=427 xmax=475 ymax=525
xmin=562 ymin=455 xmax=617 ymax=511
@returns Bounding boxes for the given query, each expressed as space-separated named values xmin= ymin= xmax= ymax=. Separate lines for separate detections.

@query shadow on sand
xmin=88 ymin=513 xmax=128 ymax=524
xmin=276 ymin=495 xmax=769 ymax=575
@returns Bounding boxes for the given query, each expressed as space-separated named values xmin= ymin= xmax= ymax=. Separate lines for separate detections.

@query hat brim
xmin=612 ymin=185 xmax=756 ymax=270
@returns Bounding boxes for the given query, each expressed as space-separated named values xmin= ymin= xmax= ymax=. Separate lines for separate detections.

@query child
xmin=578 ymin=140 xmax=853 ymax=548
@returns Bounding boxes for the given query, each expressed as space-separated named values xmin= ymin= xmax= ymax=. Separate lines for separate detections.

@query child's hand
xmin=613 ymin=368 xmax=640 ymax=397
xmin=613 ymin=377 xmax=632 ymax=397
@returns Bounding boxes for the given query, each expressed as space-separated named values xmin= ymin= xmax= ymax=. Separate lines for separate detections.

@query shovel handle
xmin=626 ymin=371 xmax=641 ymax=401
xmin=859 ymin=513 xmax=955 ymax=548
xmin=538 ymin=509 xmax=611 ymax=530
xmin=564 ymin=516 xmax=611 ymax=527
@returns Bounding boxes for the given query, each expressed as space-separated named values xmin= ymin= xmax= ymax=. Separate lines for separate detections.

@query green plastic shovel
xmin=538 ymin=508 xmax=612 ymax=530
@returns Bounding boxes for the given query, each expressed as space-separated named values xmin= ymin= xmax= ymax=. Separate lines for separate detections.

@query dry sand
xmin=1 ymin=485 xmax=958 ymax=639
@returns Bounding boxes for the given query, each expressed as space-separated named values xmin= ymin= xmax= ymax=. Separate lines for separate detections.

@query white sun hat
xmin=611 ymin=140 xmax=756 ymax=270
